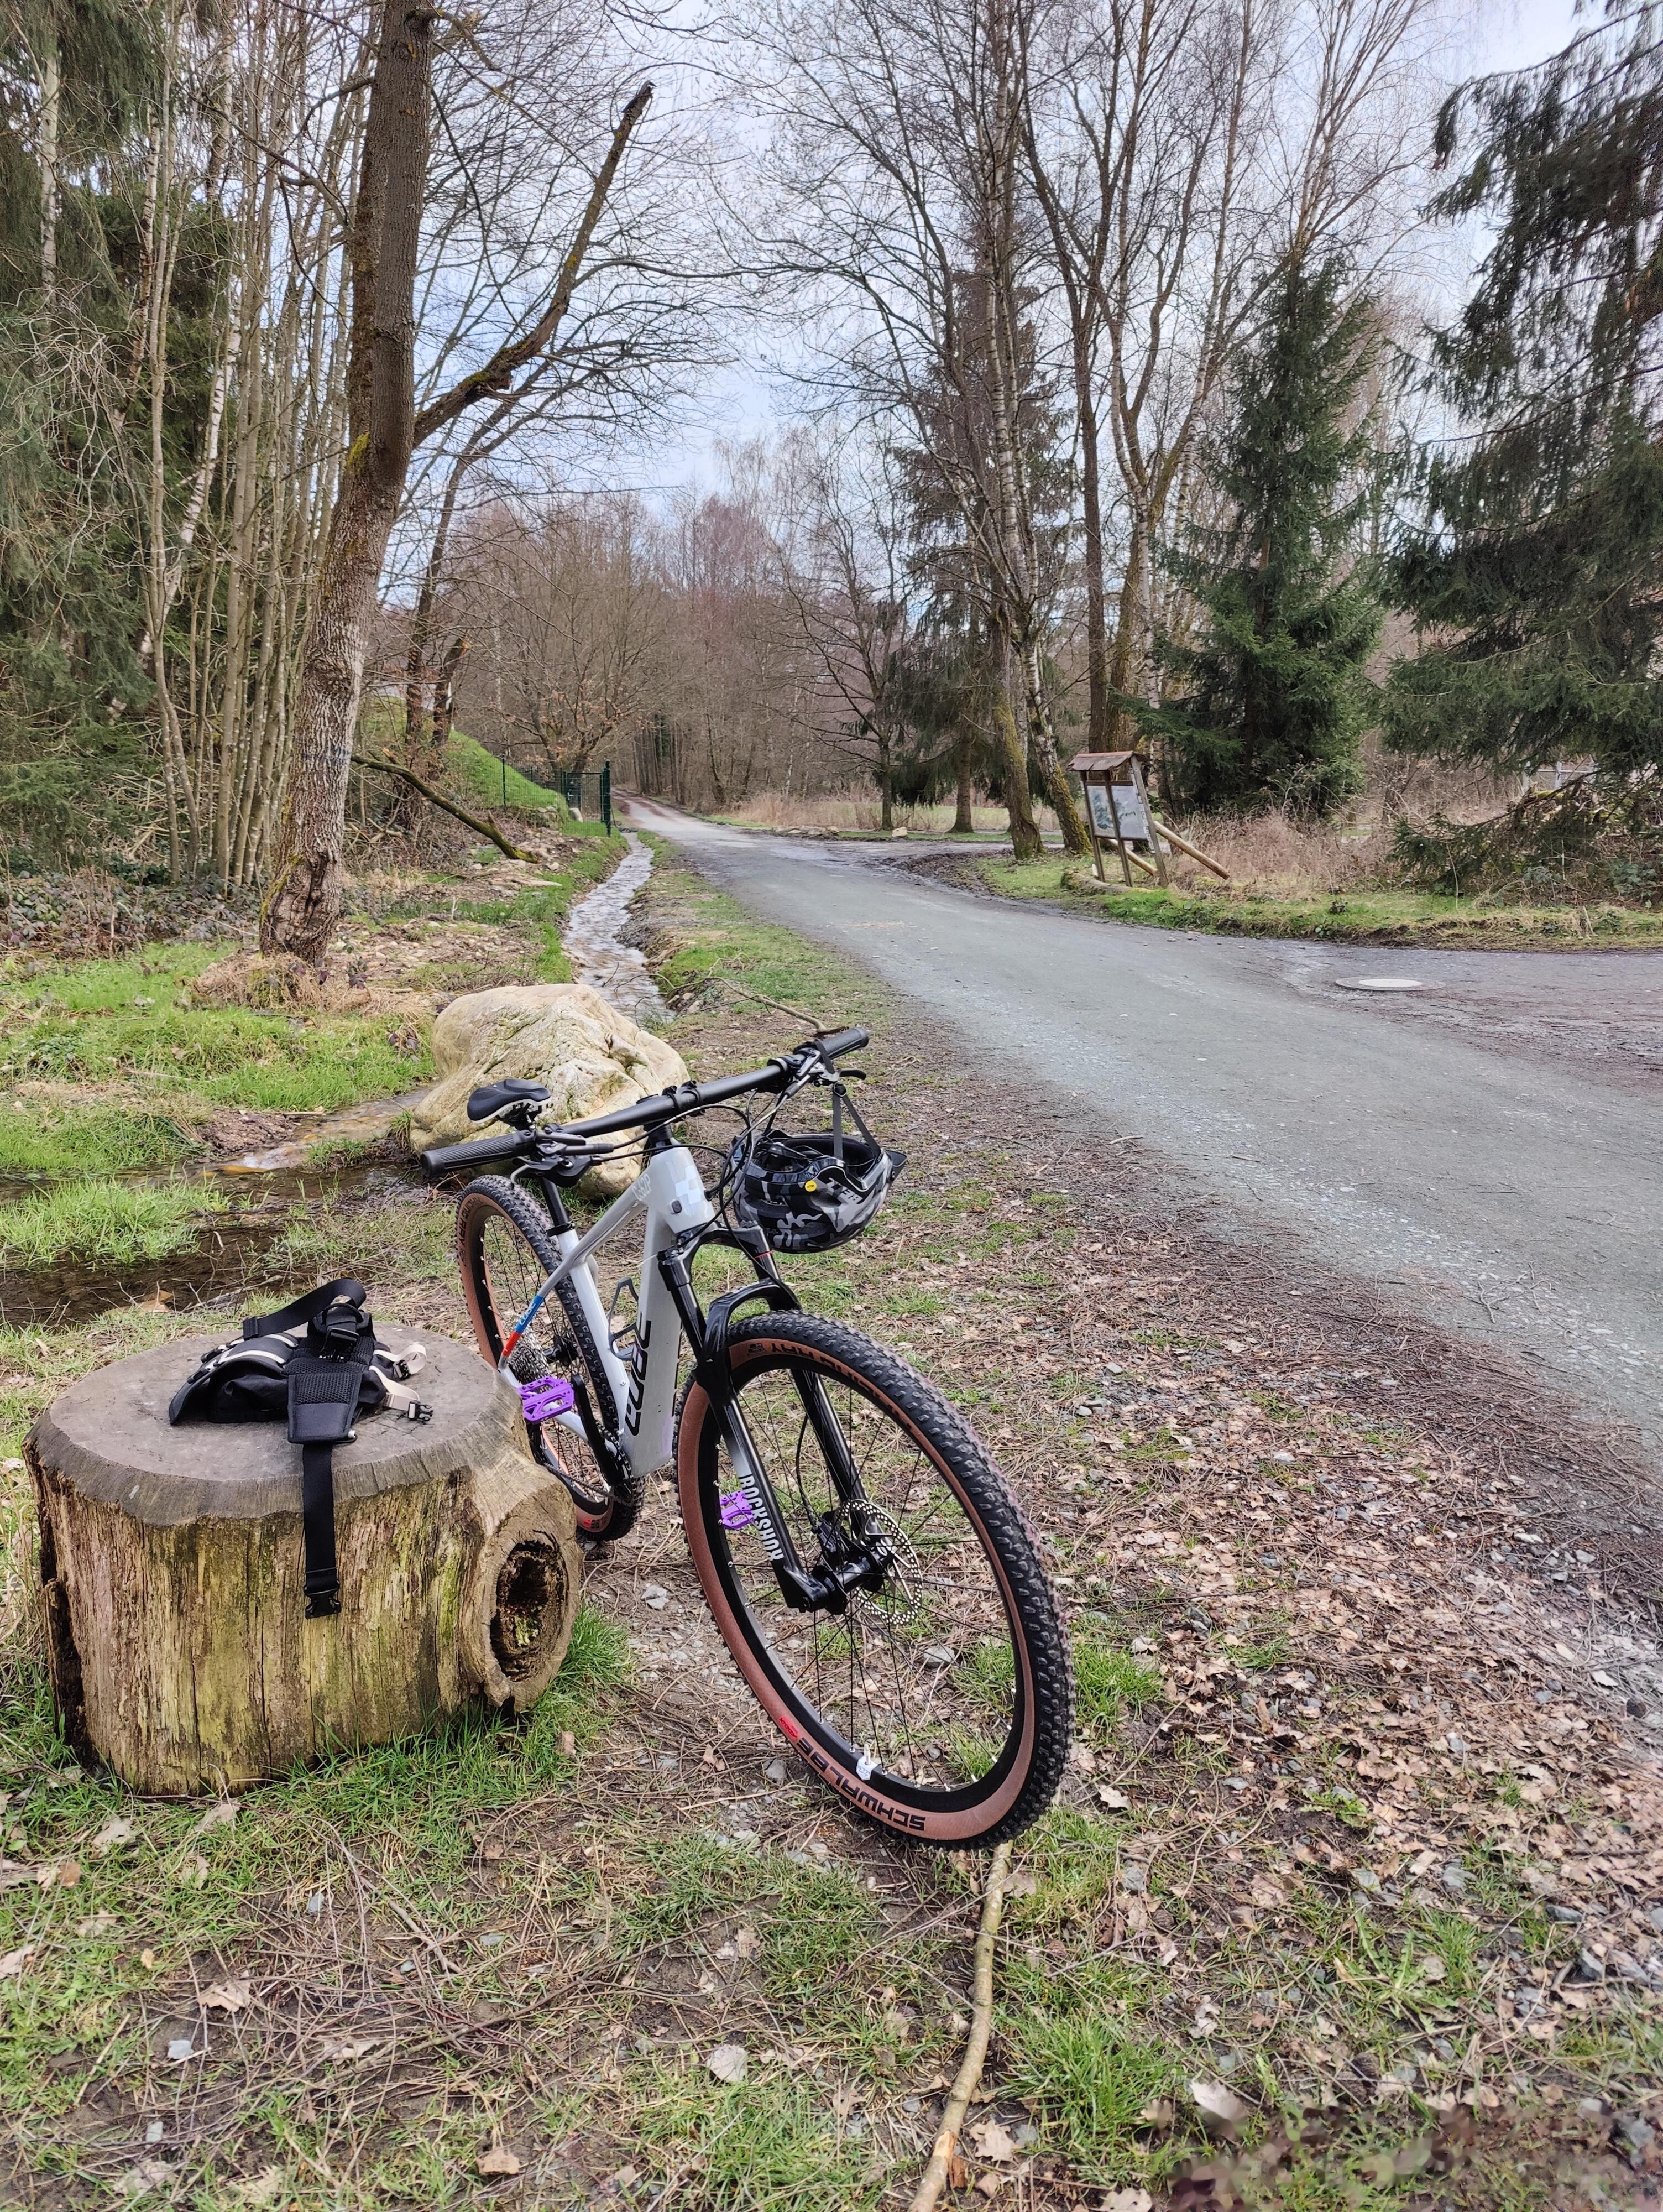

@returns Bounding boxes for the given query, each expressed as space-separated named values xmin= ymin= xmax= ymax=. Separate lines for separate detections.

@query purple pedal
xmin=517 ymin=1375 xmax=576 ymax=1422
xmin=719 ymin=1490 xmax=756 ymax=1530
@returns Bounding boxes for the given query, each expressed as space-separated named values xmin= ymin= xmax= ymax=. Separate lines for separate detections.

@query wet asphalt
xmin=630 ymin=801 xmax=1663 ymax=1464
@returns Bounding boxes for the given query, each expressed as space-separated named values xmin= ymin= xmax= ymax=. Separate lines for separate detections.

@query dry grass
xmin=721 ymin=792 xmax=1039 ymax=837
xmin=1159 ymin=752 xmax=1518 ymax=900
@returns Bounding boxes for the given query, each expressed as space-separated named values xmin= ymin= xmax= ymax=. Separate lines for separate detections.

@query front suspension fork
xmin=658 ymin=1241 xmax=885 ymax=1615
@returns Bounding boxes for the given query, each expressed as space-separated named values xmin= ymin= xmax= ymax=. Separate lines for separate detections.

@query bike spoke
xmin=713 ymin=1356 xmax=1017 ymax=1794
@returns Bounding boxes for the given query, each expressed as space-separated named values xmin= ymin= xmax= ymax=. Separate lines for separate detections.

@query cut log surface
xmin=27 ymin=1325 xmax=581 ymax=1796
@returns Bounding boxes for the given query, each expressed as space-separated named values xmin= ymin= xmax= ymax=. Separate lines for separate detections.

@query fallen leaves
xmin=228 ymin=2172 xmax=286 ymax=2208
xmin=1191 ymin=2080 xmax=1249 ymax=2133
xmin=91 ymin=1817 xmax=134 ymax=1856
xmin=476 ymin=2144 xmax=522 ymax=2177
xmin=968 ymin=2119 xmax=1020 ymax=2163
xmin=0 ymin=1944 xmax=36 ymax=1979
xmin=202 ymin=1978 xmax=252 ymax=2013
xmin=707 ymin=2042 xmax=747 ymax=2085
xmin=317 ymin=2034 xmax=379 ymax=2062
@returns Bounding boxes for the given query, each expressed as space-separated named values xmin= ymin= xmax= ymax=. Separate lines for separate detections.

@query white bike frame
xmin=499 ymin=1142 xmax=715 ymax=1477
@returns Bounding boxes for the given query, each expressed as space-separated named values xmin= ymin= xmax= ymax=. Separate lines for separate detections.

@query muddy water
xmin=0 ymin=1161 xmax=420 ymax=1328
xmin=215 ymin=1087 xmax=430 ymax=1173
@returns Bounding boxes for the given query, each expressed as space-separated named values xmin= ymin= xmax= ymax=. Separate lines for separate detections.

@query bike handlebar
xmin=419 ymin=1129 xmax=530 ymax=1174
xmin=419 ymin=1027 xmax=870 ymax=1178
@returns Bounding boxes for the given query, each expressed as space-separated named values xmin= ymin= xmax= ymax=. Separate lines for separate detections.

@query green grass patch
xmin=1005 ymin=2001 xmax=1181 ymax=2182
xmin=1006 ymin=1805 xmax=1126 ymax=1932
xmin=273 ymin=1194 xmax=456 ymax=1288
xmin=0 ymin=1102 xmax=203 ymax=1177
xmin=1074 ymin=1627 xmax=1162 ymax=1734
xmin=0 ymin=1175 xmax=228 ymax=1267
xmin=0 ymin=1605 xmax=630 ymax=2125
xmin=630 ymin=2065 xmax=881 ymax=2210
xmin=8 ymin=1003 xmax=428 ymax=1107
xmin=645 ymin=846 xmax=878 ymax=1031
xmin=760 ymin=1864 xmax=875 ymax=2002
xmin=446 ymin=731 xmax=571 ymax=816
xmin=0 ymin=1303 xmax=208 ymax=1458
xmin=615 ymin=1833 xmax=772 ymax=1953
xmin=2 ymin=942 xmax=432 ymax=1116
xmin=1237 ymin=1627 xmax=1293 ymax=1672
xmin=979 ymin=859 xmax=1663 ymax=947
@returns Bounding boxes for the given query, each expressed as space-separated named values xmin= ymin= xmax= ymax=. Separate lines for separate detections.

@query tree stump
xmin=26 ymin=1326 xmax=581 ymax=1795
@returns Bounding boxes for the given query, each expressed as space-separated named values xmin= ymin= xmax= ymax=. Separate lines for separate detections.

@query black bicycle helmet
xmin=729 ymin=1124 xmax=905 ymax=1253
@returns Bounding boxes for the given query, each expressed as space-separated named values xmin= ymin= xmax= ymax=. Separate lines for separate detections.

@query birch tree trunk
xmin=262 ymin=50 xmax=652 ymax=962
xmin=38 ymin=31 xmax=59 ymax=301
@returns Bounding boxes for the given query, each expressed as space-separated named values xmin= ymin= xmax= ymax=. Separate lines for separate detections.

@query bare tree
xmin=1022 ymin=0 xmax=1436 ymax=754
xmin=749 ymin=0 xmax=1090 ymax=857
xmin=259 ymin=2 xmax=651 ymax=962
xmin=777 ymin=431 xmax=914 ymax=829
xmin=454 ymin=491 xmax=666 ymax=776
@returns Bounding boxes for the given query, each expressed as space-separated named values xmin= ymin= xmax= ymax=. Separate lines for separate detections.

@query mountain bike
xmin=420 ymin=1028 xmax=1073 ymax=1847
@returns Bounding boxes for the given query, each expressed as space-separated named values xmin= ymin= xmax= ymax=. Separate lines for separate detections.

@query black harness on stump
xmin=168 ymin=1279 xmax=431 ymax=1619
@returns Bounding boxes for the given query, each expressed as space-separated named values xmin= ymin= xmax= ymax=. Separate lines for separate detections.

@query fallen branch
xmin=727 ymin=981 xmax=827 ymax=1030
xmin=358 ymin=757 xmax=535 ymax=862
xmin=1149 ymin=815 xmax=1230 ymax=880
xmin=908 ymin=1840 xmax=1012 ymax=2212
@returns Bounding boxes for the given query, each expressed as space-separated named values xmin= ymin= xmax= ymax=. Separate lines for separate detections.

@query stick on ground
xmin=908 ymin=1840 xmax=1013 ymax=2212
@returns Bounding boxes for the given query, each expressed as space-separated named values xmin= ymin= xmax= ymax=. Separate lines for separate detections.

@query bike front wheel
xmin=676 ymin=1311 xmax=1073 ymax=1846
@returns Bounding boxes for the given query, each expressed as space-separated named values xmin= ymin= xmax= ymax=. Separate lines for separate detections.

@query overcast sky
xmin=634 ymin=0 xmax=1588 ymax=494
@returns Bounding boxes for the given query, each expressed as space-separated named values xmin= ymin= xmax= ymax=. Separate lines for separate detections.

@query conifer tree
xmin=1131 ymin=255 xmax=1382 ymax=818
xmin=1385 ymin=2 xmax=1663 ymax=781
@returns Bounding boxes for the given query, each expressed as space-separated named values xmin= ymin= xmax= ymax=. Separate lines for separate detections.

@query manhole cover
xmin=1335 ymin=977 xmax=1427 ymax=993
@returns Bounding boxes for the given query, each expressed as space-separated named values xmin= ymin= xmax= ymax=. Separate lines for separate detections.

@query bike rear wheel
xmin=676 ymin=1311 xmax=1072 ymax=1846
xmin=456 ymin=1176 xmax=644 ymax=1541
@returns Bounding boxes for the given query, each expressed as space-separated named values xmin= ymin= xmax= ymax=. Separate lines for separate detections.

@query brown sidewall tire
xmin=676 ymin=1315 xmax=1072 ymax=1848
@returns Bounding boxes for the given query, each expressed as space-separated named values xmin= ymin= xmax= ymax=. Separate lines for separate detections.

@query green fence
xmin=558 ymin=764 xmax=612 ymax=832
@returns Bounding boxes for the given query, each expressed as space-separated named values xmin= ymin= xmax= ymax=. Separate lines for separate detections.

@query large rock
xmin=409 ymin=983 xmax=686 ymax=1193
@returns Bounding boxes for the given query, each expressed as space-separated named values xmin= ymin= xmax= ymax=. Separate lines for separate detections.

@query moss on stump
xmin=26 ymin=1325 xmax=579 ymax=1795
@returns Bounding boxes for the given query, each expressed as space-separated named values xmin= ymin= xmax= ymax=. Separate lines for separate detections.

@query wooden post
xmin=1102 ymin=776 xmax=1133 ymax=885
xmin=28 ymin=1328 xmax=581 ymax=1794
xmin=1083 ymin=780 xmax=1107 ymax=883
xmin=1129 ymin=757 xmax=1168 ymax=887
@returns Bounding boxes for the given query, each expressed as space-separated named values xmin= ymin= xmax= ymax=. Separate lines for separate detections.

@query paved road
xmin=631 ymin=801 xmax=1663 ymax=1460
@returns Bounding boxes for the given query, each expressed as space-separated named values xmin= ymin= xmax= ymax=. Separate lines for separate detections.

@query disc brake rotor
xmin=849 ymin=1503 xmax=923 ymax=1629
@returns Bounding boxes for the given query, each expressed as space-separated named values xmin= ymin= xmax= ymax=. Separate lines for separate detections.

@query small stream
xmin=561 ymin=832 xmax=665 ymax=1026
xmin=0 ymin=836 xmax=663 ymax=1328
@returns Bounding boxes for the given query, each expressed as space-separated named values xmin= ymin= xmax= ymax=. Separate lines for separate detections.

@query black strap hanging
xmin=278 ymin=1282 xmax=375 ymax=1619
xmin=169 ymin=1278 xmax=430 ymax=1619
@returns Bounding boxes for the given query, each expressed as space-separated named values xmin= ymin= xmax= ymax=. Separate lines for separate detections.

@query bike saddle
xmin=467 ymin=1078 xmax=551 ymax=1125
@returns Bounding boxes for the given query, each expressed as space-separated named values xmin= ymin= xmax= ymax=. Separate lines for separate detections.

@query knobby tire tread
xmin=681 ymin=1310 xmax=1073 ymax=1848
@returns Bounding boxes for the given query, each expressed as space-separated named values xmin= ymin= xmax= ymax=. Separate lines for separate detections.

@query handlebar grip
xmin=814 ymin=1026 xmax=869 ymax=1060
xmin=419 ymin=1130 xmax=530 ymax=1176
